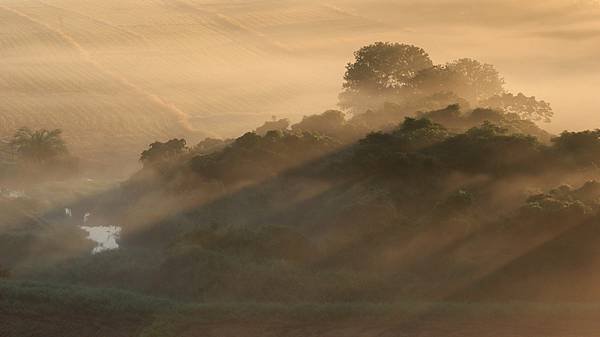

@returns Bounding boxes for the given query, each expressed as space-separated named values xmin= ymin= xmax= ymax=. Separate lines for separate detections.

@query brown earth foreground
xmin=3 ymin=297 xmax=600 ymax=337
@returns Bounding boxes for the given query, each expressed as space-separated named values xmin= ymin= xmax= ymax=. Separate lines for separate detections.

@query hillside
xmin=3 ymin=0 xmax=600 ymax=167
xmin=4 ymin=106 xmax=600 ymax=335
xmin=5 ymin=280 xmax=600 ymax=337
xmin=3 ymin=3 xmax=600 ymax=334
xmin=0 ymin=0 xmax=379 ymax=165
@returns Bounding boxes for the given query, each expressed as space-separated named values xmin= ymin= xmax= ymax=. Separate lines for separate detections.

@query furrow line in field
xmin=0 ymin=4 xmax=206 ymax=136
xmin=35 ymin=0 xmax=152 ymax=47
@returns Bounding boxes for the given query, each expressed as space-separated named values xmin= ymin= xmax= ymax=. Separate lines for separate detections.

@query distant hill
xmin=0 ymin=0 xmax=380 ymax=165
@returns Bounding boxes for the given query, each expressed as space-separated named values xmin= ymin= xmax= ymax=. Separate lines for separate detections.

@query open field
xmin=0 ymin=0 xmax=383 ymax=166
xmin=2 ymin=0 xmax=600 ymax=169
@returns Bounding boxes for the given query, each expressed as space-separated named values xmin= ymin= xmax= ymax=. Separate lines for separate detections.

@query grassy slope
xmin=5 ymin=280 xmax=600 ymax=337
xmin=5 ymin=137 xmax=600 ymax=335
xmin=451 ymin=216 xmax=600 ymax=302
xmin=0 ymin=0 xmax=380 ymax=165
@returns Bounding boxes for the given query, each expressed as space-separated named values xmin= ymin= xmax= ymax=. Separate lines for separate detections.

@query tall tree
xmin=445 ymin=58 xmax=505 ymax=103
xmin=339 ymin=42 xmax=433 ymax=112
xmin=10 ymin=128 xmax=68 ymax=164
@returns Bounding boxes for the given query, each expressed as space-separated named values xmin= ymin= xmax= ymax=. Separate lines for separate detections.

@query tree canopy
xmin=339 ymin=41 xmax=552 ymax=123
xmin=255 ymin=118 xmax=290 ymax=136
xmin=409 ymin=58 xmax=505 ymax=104
xmin=339 ymin=42 xmax=433 ymax=112
xmin=10 ymin=127 xmax=68 ymax=164
xmin=189 ymin=130 xmax=339 ymax=184
xmin=140 ymin=138 xmax=188 ymax=166
xmin=482 ymin=93 xmax=553 ymax=122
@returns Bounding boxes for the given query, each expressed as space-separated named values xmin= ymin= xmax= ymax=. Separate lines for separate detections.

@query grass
xmin=5 ymin=279 xmax=600 ymax=320
xmin=5 ymin=279 xmax=600 ymax=336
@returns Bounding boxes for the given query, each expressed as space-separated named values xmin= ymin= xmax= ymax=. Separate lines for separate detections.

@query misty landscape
xmin=2 ymin=0 xmax=600 ymax=336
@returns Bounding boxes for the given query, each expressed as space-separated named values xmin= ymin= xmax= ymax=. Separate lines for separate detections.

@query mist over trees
xmin=0 ymin=127 xmax=79 ymax=181
xmin=129 ymin=41 xmax=566 ymax=192
xmin=6 ymin=40 xmax=600 ymax=336
xmin=140 ymin=138 xmax=188 ymax=167
xmin=339 ymin=42 xmax=553 ymax=123
xmin=339 ymin=42 xmax=433 ymax=112
xmin=255 ymin=118 xmax=290 ymax=136
xmin=482 ymin=93 xmax=553 ymax=122
xmin=10 ymin=128 xmax=68 ymax=164
xmin=107 ymin=104 xmax=600 ymax=307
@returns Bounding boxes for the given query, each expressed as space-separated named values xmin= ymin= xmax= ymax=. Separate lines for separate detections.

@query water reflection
xmin=80 ymin=225 xmax=121 ymax=254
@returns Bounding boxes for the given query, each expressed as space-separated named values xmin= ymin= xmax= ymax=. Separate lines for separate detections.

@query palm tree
xmin=10 ymin=127 xmax=68 ymax=164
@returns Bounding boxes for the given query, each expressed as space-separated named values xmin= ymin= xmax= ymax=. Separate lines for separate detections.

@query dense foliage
xmin=5 ymin=41 xmax=600 ymax=336
xmin=0 ymin=128 xmax=79 ymax=182
xmin=339 ymin=42 xmax=553 ymax=123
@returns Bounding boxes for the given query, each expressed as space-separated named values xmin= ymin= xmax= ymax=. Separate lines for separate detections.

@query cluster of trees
xmin=481 ymin=93 xmax=553 ymax=123
xmin=128 ymin=40 xmax=594 ymax=272
xmin=252 ymin=97 xmax=552 ymax=152
xmin=351 ymin=116 xmax=600 ymax=180
xmin=418 ymin=105 xmax=552 ymax=142
xmin=255 ymin=117 xmax=290 ymax=136
xmin=137 ymin=130 xmax=339 ymax=188
xmin=339 ymin=42 xmax=552 ymax=122
xmin=133 ymin=41 xmax=560 ymax=189
xmin=351 ymin=118 xmax=536 ymax=178
xmin=123 ymin=111 xmax=600 ymax=301
xmin=134 ymin=101 xmax=600 ymax=221
xmin=520 ymin=182 xmax=600 ymax=218
xmin=140 ymin=138 xmax=188 ymax=167
xmin=131 ymin=43 xmax=589 ymax=241
xmin=134 ymin=103 xmax=600 ymax=241
xmin=550 ymin=130 xmax=600 ymax=166
xmin=187 ymin=130 xmax=339 ymax=184
xmin=252 ymin=110 xmax=365 ymax=143
xmin=8 ymin=41 xmax=600 ymax=308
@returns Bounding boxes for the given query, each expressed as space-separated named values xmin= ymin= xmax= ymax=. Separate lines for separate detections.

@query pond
xmin=80 ymin=225 xmax=121 ymax=254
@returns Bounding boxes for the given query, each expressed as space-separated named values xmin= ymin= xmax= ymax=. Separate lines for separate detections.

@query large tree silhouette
xmin=10 ymin=127 xmax=68 ymax=164
xmin=340 ymin=41 xmax=552 ymax=123
xmin=339 ymin=42 xmax=433 ymax=112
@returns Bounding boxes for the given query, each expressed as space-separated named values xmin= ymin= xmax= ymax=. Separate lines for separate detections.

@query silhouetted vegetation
xmin=49 ymin=110 xmax=600 ymax=305
xmin=255 ymin=118 xmax=290 ymax=136
xmin=340 ymin=42 xmax=553 ymax=124
xmin=6 ymin=40 xmax=600 ymax=336
xmin=140 ymin=138 xmax=188 ymax=167
xmin=0 ymin=128 xmax=79 ymax=183
xmin=188 ymin=130 xmax=339 ymax=185
xmin=11 ymin=128 xmax=68 ymax=164
xmin=339 ymin=42 xmax=433 ymax=112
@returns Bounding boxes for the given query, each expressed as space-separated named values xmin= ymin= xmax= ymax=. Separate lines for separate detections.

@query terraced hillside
xmin=0 ymin=0 xmax=388 ymax=166
xmin=0 ymin=3 xmax=193 ymax=163
xmin=2 ymin=0 xmax=599 ymax=167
